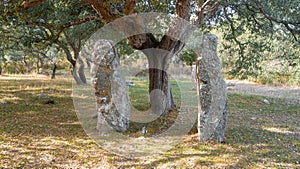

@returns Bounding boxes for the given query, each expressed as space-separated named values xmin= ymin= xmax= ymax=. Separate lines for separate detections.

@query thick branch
xmin=154 ymin=0 xmax=192 ymax=55
xmin=223 ymin=6 xmax=245 ymax=57
xmin=81 ymin=0 xmax=121 ymax=24
xmin=194 ymin=0 xmax=221 ymax=26
xmin=128 ymin=33 xmax=159 ymax=50
xmin=55 ymin=16 xmax=102 ymax=39
xmin=19 ymin=0 xmax=46 ymax=12
xmin=176 ymin=0 xmax=191 ymax=20
xmin=252 ymin=0 xmax=299 ymax=43
xmin=252 ymin=0 xmax=300 ymax=25
xmin=124 ymin=0 xmax=136 ymax=15
xmin=55 ymin=40 xmax=76 ymax=66
xmin=61 ymin=16 xmax=101 ymax=30
xmin=29 ymin=15 xmax=101 ymax=45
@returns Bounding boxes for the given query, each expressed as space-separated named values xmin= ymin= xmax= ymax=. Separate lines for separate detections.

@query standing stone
xmin=90 ymin=39 xmax=130 ymax=134
xmin=196 ymin=34 xmax=228 ymax=142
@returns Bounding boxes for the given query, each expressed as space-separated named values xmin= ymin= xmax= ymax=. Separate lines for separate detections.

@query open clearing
xmin=0 ymin=75 xmax=299 ymax=168
xmin=227 ymin=80 xmax=300 ymax=105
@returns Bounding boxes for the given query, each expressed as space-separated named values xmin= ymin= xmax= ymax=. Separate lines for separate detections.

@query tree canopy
xmin=1 ymin=0 xmax=299 ymax=83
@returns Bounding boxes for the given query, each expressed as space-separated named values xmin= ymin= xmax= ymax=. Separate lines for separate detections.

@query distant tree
xmin=180 ymin=49 xmax=196 ymax=67
xmin=214 ymin=0 xmax=300 ymax=80
xmin=0 ymin=50 xmax=6 ymax=75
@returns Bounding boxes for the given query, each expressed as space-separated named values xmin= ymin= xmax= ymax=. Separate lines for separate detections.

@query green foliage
xmin=135 ymin=0 xmax=176 ymax=14
xmin=116 ymin=39 xmax=135 ymax=58
xmin=216 ymin=24 xmax=300 ymax=85
xmin=180 ymin=49 xmax=196 ymax=66
xmin=212 ymin=1 xmax=300 ymax=85
xmin=0 ymin=0 xmax=101 ymax=76
xmin=1 ymin=0 xmax=300 ymax=85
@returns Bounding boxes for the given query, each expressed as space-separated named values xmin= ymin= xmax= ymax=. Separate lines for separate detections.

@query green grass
xmin=0 ymin=75 xmax=299 ymax=168
xmin=126 ymin=77 xmax=195 ymax=137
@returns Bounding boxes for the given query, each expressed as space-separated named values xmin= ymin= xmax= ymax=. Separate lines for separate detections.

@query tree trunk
xmin=36 ymin=60 xmax=40 ymax=74
xmin=148 ymin=67 xmax=173 ymax=115
xmin=23 ymin=55 xmax=29 ymax=73
xmin=78 ymin=57 xmax=87 ymax=84
xmin=59 ymin=41 xmax=85 ymax=85
xmin=72 ymin=64 xmax=84 ymax=85
xmin=0 ymin=64 xmax=2 ymax=75
xmin=51 ymin=63 xmax=57 ymax=79
xmin=36 ymin=57 xmax=44 ymax=74
xmin=144 ymin=49 xmax=175 ymax=115
xmin=86 ymin=58 xmax=91 ymax=68
xmin=14 ymin=62 xmax=17 ymax=74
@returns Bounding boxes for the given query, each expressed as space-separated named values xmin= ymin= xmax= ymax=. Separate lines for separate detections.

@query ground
xmin=227 ymin=79 xmax=300 ymax=105
xmin=0 ymin=74 xmax=299 ymax=168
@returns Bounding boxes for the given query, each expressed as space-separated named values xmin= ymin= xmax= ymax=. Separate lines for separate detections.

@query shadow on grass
xmin=0 ymin=78 xmax=83 ymax=139
xmin=121 ymin=92 xmax=300 ymax=168
xmin=119 ymin=124 xmax=299 ymax=168
xmin=1 ymin=77 xmax=299 ymax=168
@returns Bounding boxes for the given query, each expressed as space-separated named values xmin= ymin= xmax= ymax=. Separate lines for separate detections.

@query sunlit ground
xmin=0 ymin=74 xmax=299 ymax=168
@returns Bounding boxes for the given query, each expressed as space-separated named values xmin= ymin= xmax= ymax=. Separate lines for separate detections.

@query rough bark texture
xmin=196 ymin=34 xmax=228 ymax=143
xmin=176 ymin=0 xmax=191 ymax=20
xmin=148 ymin=68 xmax=171 ymax=114
xmin=143 ymin=49 xmax=175 ymax=115
xmin=90 ymin=39 xmax=130 ymax=133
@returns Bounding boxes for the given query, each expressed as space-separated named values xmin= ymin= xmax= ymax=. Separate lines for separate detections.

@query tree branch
xmin=223 ymin=6 xmax=245 ymax=58
xmin=194 ymin=0 xmax=221 ymax=26
xmin=19 ymin=0 xmax=46 ymax=12
xmin=252 ymin=0 xmax=299 ymax=43
xmin=252 ymin=0 xmax=300 ymax=25
xmin=33 ymin=15 xmax=102 ymax=45
xmin=124 ymin=0 xmax=136 ymax=15
xmin=81 ymin=0 xmax=121 ymax=24
xmin=176 ymin=0 xmax=191 ymax=20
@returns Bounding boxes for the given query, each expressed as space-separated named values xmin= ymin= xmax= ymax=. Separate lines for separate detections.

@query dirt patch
xmin=226 ymin=80 xmax=300 ymax=105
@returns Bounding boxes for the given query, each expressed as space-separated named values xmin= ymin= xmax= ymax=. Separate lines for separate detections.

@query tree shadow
xmin=1 ymin=77 xmax=299 ymax=168
xmin=121 ymin=121 xmax=299 ymax=168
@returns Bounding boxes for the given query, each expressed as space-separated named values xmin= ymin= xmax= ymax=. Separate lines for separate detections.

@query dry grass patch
xmin=0 ymin=75 xmax=299 ymax=168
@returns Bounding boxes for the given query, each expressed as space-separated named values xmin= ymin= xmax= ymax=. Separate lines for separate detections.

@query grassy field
xmin=0 ymin=75 xmax=299 ymax=168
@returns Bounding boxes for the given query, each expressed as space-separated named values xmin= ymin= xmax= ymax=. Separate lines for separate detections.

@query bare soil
xmin=226 ymin=80 xmax=300 ymax=105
